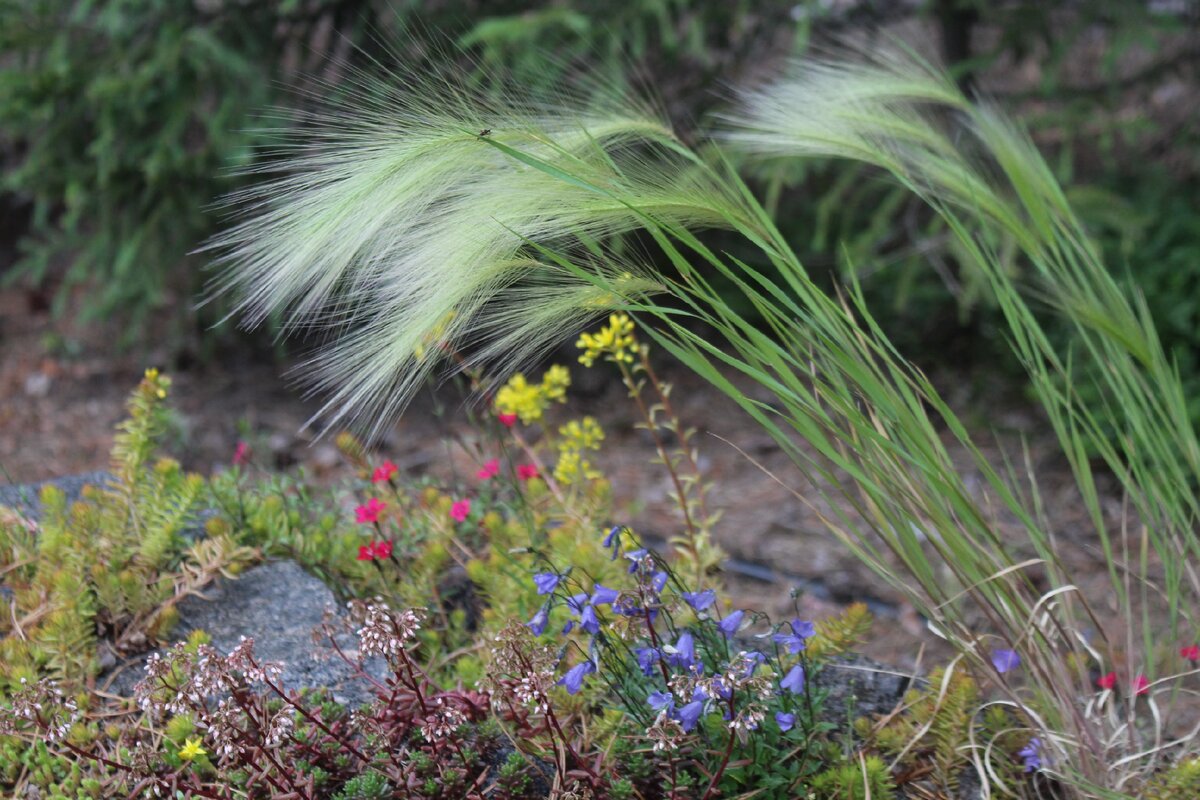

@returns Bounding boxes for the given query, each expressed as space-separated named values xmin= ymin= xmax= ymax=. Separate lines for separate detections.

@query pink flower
xmin=357 ymin=545 xmax=375 ymax=561
xmin=450 ymin=499 xmax=471 ymax=523
xmin=232 ymin=441 xmax=251 ymax=466
xmin=517 ymin=464 xmax=539 ymax=481
xmin=498 ymin=413 xmax=518 ymax=428
xmin=355 ymin=497 xmax=386 ymax=524
xmin=371 ymin=460 xmax=398 ymax=483
xmin=1133 ymin=674 xmax=1150 ymax=696
xmin=373 ymin=540 xmax=394 ymax=559
xmin=477 ymin=458 xmax=500 ymax=480
xmin=1181 ymin=644 xmax=1200 ymax=662
xmin=1096 ymin=671 xmax=1117 ymax=690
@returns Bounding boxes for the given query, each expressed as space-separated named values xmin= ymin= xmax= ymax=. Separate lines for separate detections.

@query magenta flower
xmin=1097 ymin=671 xmax=1117 ymax=690
xmin=498 ymin=412 xmax=518 ymax=428
xmin=355 ymin=497 xmax=386 ymax=524
xmin=517 ymin=464 xmax=539 ymax=480
xmin=1133 ymin=674 xmax=1150 ymax=696
xmin=450 ymin=499 xmax=471 ymax=523
xmin=477 ymin=458 xmax=500 ymax=480
xmin=371 ymin=460 xmax=398 ymax=483
xmin=1181 ymin=644 xmax=1200 ymax=662
xmin=232 ymin=441 xmax=251 ymax=466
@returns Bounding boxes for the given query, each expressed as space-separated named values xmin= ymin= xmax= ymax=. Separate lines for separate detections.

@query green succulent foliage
xmin=808 ymin=755 xmax=897 ymax=800
xmin=1144 ymin=757 xmax=1200 ymax=800
xmin=332 ymin=769 xmax=394 ymax=799
xmin=866 ymin=667 xmax=978 ymax=793
xmin=0 ymin=371 xmax=255 ymax=690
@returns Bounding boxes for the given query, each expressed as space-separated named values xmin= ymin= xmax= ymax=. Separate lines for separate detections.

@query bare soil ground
xmin=0 ymin=285 xmax=1124 ymax=671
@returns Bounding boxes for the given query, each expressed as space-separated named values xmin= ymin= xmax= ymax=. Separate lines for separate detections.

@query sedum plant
xmin=0 ymin=371 xmax=256 ymax=690
xmin=208 ymin=46 xmax=1200 ymax=798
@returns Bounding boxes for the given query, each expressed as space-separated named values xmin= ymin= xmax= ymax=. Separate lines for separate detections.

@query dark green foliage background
xmin=1 ymin=0 xmax=1197 ymax=437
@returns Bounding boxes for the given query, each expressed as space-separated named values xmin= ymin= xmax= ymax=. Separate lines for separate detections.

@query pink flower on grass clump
xmin=450 ymin=499 xmax=471 ymax=523
xmin=517 ymin=464 xmax=539 ymax=481
xmin=498 ymin=413 xmax=518 ymax=428
xmin=371 ymin=460 xmax=398 ymax=483
xmin=356 ymin=540 xmax=394 ymax=561
xmin=1097 ymin=671 xmax=1117 ymax=690
xmin=355 ymin=497 xmax=386 ymax=524
xmin=477 ymin=459 xmax=500 ymax=480
xmin=233 ymin=441 xmax=251 ymax=466
xmin=1133 ymin=674 xmax=1150 ymax=696
xmin=1181 ymin=644 xmax=1200 ymax=662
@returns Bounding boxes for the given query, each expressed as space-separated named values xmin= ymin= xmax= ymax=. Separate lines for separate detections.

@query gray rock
xmin=0 ymin=471 xmax=212 ymax=540
xmin=105 ymin=560 xmax=385 ymax=708
xmin=812 ymin=653 xmax=913 ymax=728
xmin=0 ymin=471 xmax=113 ymax=521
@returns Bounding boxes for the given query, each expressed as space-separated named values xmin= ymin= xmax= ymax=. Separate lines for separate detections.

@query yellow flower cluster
xmin=178 ymin=737 xmax=207 ymax=761
xmin=413 ymin=310 xmax=456 ymax=362
xmin=143 ymin=367 xmax=168 ymax=399
xmin=554 ymin=416 xmax=604 ymax=485
xmin=495 ymin=365 xmax=571 ymax=425
xmin=576 ymin=313 xmax=637 ymax=368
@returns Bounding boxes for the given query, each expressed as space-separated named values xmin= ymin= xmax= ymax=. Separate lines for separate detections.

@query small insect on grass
xmin=477 ymin=128 xmax=491 ymax=138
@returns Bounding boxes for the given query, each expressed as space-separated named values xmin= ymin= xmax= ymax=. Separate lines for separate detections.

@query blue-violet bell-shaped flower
xmin=590 ymin=584 xmax=620 ymax=606
xmin=717 ymin=610 xmax=746 ymax=639
xmin=526 ymin=605 xmax=549 ymax=636
xmin=635 ymin=646 xmax=660 ymax=676
xmin=533 ymin=572 xmax=561 ymax=595
xmin=558 ymin=661 xmax=596 ymax=695
xmin=625 ymin=549 xmax=649 ymax=572
xmin=773 ymin=618 xmax=815 ymax=654
xmin=666 ymin=631 xmax=696 ymax=670
xmin=781 ymin=664 xmax=806 ymax=694
xmin=603 ymin=526 xmax=621 ymax=548
xmin=776 ymin=712 xmax=795 ymax=732
xmin=580 ymin=604 xmax=600 ymax=635
xmin=1018 ymin=737 xmax=1042 ymax=772
xmin=647 ymin=691 xmax=674 ymax=713
xmin=992 ymin=648 xmax=1021 ymax=674
xmin=676 ymin=700 xmax=705 ymax=732
xmin=741 ymin=651 xmax=767 ymax=678
xmin=652 ymin=571 xmax=669 ymax=593
xmin=565 ymin=592 xmax=589 ymax=616
xmin=682 ymin=589 xmax=716 ymax=612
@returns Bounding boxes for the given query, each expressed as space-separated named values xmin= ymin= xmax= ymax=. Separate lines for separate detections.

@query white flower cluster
xmin=419 ymin=697 xmax=467 ymax=741
xmin=0 ymin=678 xmax=79 ymax=743
xmin=356 ymin=602 xmax=424 ymax=661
